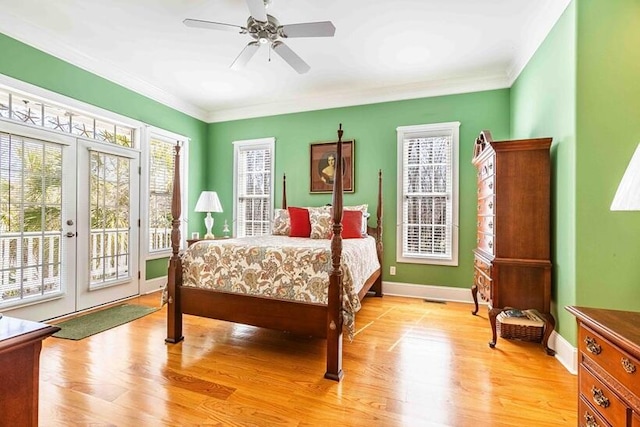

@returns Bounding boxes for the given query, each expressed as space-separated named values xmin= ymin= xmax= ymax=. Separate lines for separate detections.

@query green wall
xmin=511 ymin=0 xmax=640 ymax=345
xmin=510 ymin=3 xmax=577 ymax=341
xmin=208 ymin=90 xmax=510 ymax=287
xmin=0 ymin=33 xmax=208 ymax=280
xmin=575 ymin=0 xmax=640 ymax=308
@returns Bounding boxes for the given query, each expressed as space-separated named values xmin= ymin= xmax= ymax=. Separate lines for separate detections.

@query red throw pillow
xmin=341 ymin=210 xmax=363 ymax=239
xmin=288 ymin=207 xmax=311 ymax=237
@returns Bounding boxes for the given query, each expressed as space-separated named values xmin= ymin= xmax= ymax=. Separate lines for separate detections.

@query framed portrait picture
xmin=310 ymin=140 xmax=355 ymax=193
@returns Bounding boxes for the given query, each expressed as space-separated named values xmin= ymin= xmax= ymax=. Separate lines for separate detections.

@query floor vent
xmin=424 ymin=299 xmax=446 ymax=304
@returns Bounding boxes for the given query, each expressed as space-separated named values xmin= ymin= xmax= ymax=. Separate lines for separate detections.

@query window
xmin=0 ymin=86 xmax=134 ymax=146
xmin=233 ymin=138 xmax=275 ymax=238
xmin=396 ymin=122 xmax=460 ymax=266
xmin=144 ymin=129 xmax=188 ymax=255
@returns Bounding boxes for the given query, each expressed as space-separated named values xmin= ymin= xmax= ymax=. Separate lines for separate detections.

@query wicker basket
xmin=497 ymin=309 xmax=544 ymax=343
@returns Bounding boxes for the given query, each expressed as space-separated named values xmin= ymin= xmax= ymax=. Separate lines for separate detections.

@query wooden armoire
xmin=470 ymin=130 xmax=555 ymax=354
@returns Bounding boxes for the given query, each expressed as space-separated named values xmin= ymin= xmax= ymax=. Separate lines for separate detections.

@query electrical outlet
xmin=390 ymin=266 xmax=396 ymax=275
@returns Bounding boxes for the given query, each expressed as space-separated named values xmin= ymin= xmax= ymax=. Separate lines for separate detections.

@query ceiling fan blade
xmin=272 ymin=41 xmax=310 ymax=74
xmin=231 ymin=42 xmax=261 ymax=69
xmin=280 ymin=21 xmax=336 ymax=38
xmin=245 ymin=0 xmax=268 ymax=22
xmin=183 ymin=18 xmax=244 ymax=33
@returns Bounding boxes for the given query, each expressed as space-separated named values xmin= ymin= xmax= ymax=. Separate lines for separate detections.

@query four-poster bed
xmin=164 ymin=125 xmax=383 ymax=381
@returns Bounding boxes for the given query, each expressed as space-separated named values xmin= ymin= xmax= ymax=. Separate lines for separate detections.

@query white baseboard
xmin=382 ymin=280 xmax=480 ymax=304
xmin=382 ymin=280 xmax=577 ymax=375
xmin=140 ymin=276 xmax=166 ymax=295
xmin=550 ymin=330 xmax=578 ymax=375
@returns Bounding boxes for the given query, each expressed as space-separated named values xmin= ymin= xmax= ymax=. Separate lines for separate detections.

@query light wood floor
xmin=39 ymin=294 xmax=577 ymax=426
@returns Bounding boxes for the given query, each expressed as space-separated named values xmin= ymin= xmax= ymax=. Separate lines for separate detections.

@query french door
xmin=76 ymin=139 xmax=139 ymax=311
xmin=0 ymin=123 xmax=140 ymax=321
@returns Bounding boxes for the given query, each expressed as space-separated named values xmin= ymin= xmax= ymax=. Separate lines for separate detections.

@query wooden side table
xmin=187 ymin=236 xmax=233 ymax=247
xmin=186 ymin=238 xmax=202 ymax=247
xmin=0 ymin=316 xmax=60 ymax=427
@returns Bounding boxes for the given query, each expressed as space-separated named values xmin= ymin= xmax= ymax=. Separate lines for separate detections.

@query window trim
xmin=141 ymin=126 xmax=189 ymax=260
xmin=232 ymin=137 xmax=275 ymax=238
xmin=396 ymin=121 xmax=460 ymax=266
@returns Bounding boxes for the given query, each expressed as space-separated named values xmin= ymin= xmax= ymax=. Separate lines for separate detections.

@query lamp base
xmin=203 ymin=212 xmax=215 ymax=240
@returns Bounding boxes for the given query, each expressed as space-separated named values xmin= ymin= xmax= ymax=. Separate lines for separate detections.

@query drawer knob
xmin=585 ymin=337 xmax=602 ymax=355
xmin=488 ymin=241 xmax=493 ymax=249
xmin=584 ymin=412 xmax=600 ymax=427
xmin=488 ymin=182 xmax=493 ymax=190
xmin=488 ymin=221 xmax=493 ymax=229
xmin=591 ymin=386 xmax=610 ymax=408
xmin=488 ymin=202 xmax=493 ymax=209
xmin=621 ymin=357 xmax=636 ymax=374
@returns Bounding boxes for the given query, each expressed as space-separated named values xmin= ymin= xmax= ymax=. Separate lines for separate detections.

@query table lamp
xmin=611 ymin=143 xmax=640 ymax=210
xmin=194 ymin=191 xmax=223 ymax=239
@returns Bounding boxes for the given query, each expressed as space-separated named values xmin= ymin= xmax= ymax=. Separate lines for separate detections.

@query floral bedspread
xmin=181 ymin=235 xmax=381 ymax=339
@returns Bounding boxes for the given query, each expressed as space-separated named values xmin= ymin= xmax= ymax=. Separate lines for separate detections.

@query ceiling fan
xmin=183 ymin=0 xmax=335 ymax=74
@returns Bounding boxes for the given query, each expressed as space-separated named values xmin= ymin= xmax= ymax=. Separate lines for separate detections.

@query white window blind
xmin=397 ymin=122 xmax=459 ymax=266
xmin=0 ymin=132 xmax=65 ymax=304
xmin=148 ymin=137 xmax=176 ymax=252
xmin=233 ymin=138 xmax=275 ymax=238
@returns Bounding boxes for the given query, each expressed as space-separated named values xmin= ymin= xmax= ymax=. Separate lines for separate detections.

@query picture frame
xmin=309 ymin=140 xmax=355 ymax=193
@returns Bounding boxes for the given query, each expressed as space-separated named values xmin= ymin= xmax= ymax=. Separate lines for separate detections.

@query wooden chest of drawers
xmin=471 ymin=130 xmax=554 ymax=354
xmin=567 ymin=306 xmax=640 ymax=427
xmin=0 ymin=316 xmax=60 ymax=427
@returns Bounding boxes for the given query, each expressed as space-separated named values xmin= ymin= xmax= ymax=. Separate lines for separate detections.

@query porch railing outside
xmin=0 ymin=227 xmax=172 ymax=304
xmin=0 ymin=231 xmax=62 ymax=303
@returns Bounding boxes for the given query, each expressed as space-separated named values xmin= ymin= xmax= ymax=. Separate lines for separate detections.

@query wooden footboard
xmin=165 ymin=125 xmax=383 ymax=381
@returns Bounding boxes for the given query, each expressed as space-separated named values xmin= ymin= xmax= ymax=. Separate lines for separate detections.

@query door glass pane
xmin=0 ymin=133 xmax=63 ymax=306
xmin=89 ymin=151 xmax=131 ymax=288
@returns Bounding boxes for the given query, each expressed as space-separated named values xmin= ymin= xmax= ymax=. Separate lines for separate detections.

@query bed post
xmin=165 ymin=142 xmax=184 ymax=344
xmin=373 ymin=169 xmax=383 ymax=297
xmin=282 ymin=173 xmax=287 ymax=209
xmin=325 ymin=124 xmax=344 ymax=381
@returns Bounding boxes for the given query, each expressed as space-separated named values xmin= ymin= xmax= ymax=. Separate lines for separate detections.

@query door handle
xmin=65 ymin=232 xmax=76 ymax=238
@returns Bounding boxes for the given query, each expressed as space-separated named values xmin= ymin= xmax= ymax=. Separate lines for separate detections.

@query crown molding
xmin=0 ymin=12 xmax=209 ymax=121
xmin=506 ymin=0 xmax=572 ymax=85
xmin=206 ymin=73 xmax=511 ymax=123
xmin=1 ymin=1 xmax=568 ymax=125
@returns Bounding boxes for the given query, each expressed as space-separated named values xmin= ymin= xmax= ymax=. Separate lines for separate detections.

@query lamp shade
xmin=195 ymin=191 xmax=223 ymax=213
xmin=611 ymin=143 xmax=640 ymax=211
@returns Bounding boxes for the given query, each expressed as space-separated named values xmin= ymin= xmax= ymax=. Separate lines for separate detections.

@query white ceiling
xmin=0 ymin=0 xmax=570 ymax=123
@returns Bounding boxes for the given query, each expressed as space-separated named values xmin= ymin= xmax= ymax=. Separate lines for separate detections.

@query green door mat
xmin=53 ymin=304 xmax=159 ymax=340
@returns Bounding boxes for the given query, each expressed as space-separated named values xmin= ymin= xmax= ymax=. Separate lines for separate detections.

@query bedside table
xmin=187 ymin=237 xmax=232 ymax=247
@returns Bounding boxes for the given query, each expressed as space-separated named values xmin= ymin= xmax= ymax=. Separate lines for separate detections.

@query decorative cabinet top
xmin=473 ymin=130 xmax=494 ymax=160
xmin=472 ymin=130 xmax=552 ymax=164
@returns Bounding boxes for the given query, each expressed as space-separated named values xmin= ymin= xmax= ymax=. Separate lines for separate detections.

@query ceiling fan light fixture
xmin=258 ymin=31 xmax=269 ymax=44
